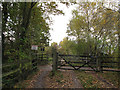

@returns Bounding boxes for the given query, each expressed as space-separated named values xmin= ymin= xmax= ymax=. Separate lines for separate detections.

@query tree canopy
xmin=2 ymin=2 xmax=64 ymax=63
xmin=66 ymin=1 xmax=119 ymax=57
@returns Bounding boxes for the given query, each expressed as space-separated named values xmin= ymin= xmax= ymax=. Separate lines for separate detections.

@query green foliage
xmin=49 ymin=70 xmax=63 ymax=80
xmin=2 ymin=2 xmax=64 ymax=88
xmin=14 ymin=69 xmax=38 ymax=88
xmin=66 ymin=1 xmax=119 ymax=57
xmin=51 ymin=42 xmax=58 ymax=47
xmin=59 ymin=37 xmax=72 ymax=54
xmin=75 ymin=71 xmax=106 ymax=88
xmin=97 ymin=72 xmax=118 ymax=87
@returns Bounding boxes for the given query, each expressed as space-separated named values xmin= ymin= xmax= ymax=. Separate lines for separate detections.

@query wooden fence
xmin=37 ymin=53 xmax=49 ymax=65
xmin=2 ymin=60 xmax=37 ymax=88
xmin=101 ymin=57 xmax=119 ymax=72
xmin=2 ymin=52 xmax=49 ymax=88
xmin=52 ymin=48 xmax=120 ymax=72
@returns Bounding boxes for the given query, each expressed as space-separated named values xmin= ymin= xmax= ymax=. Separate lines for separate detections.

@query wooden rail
xmin=59 ymin=54 xmax=91 ymax=57
xmin=52 ymin=48 xmax=120 ymax=72
xmin=2 ymin=53 xmax=48 ymax=87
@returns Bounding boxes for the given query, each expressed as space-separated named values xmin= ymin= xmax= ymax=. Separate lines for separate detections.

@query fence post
xmin=96 ymin=57 xmax=99 ymax=72
xmin=100 ymin=59 xmax=103 ymax=72
xmin=96 ymin=57 xmax=102 ymax=72
xmin=52 ymin=47 xmax=58 ymax=74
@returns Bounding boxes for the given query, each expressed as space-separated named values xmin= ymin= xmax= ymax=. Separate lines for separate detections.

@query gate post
xmin=100 ymin=59 xmax=103 ymax=72
xmin=52 ymin=47 xmax=58 ymax=73
xmin=100 ymin=57 xmax=103 ymax=72
xmin=96 ymin=57 xmax=102 ymax=72
xmin=96 ymin=57 xmax=99 ymax=72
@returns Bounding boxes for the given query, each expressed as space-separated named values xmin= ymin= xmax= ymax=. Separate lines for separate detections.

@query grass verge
xmin=75 ymin=71 xmax=107 ymax=88
xmin=97 ymin=71 xmax=118 ymax=87
xmin=46 ymin=70 xmax=74 ymax=88
xmin=75 ymin=70 xmax=118 ymax=88
xmin=14 ymin=70 xmax=38 ymax=88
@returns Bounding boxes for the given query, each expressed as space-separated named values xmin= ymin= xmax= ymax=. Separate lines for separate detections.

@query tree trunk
xmin=2 ymin=3 xmax=8 ymax=63
xmin=20 ymin=2 xmax=36 ymax=50
xmin=118 ymin=1 xmax=120 ymax=88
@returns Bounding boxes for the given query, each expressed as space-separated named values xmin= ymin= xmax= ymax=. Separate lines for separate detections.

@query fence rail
xmin=52 ymin=48 xmax=120 ymax=72
xmin=2 ymin=53 xmax=49 ymax=88
xmin=59 ymin=54 xmax=91 ymax=57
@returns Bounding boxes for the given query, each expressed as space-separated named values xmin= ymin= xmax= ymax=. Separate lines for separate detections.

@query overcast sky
xmin=49 ymin=3 xmax=77 ymax=45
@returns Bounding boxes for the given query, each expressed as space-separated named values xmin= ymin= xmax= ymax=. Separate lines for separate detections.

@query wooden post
xmin=96 ymin=58 xmax=99 ymax=72
xmin=96 ymin=57 xmax=102 ymax=72
xmin=52 ymin=47 xmax=58 ymax=74
xmin=100 ymin=59 xmax=103 ymax=72
xmin=35 ymin=51 xmax=38 ymax=70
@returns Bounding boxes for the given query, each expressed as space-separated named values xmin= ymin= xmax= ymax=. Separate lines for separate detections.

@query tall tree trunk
xmin=2 ymin=3 xmax=8 ymax=63
xmin=118 ymin=0 xmax=120 ymax=88
xmin=20 ymin=2 xmax=36 ymax=50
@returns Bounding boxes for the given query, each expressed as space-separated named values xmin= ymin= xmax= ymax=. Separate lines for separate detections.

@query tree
xmin=118 ymin=1 xmax=120 ymax=88
xmin=67 ymin=1 xmax=119 ymax=56
xmin=2 ymin=2 xmax=64 ymax=64
xmin=59 ymin=37 xmax=72 ymax=54
xmin=67 ymin=2 xmax=98 ymax=55
xmin=51 ymin=42 xmax=58 ymax=48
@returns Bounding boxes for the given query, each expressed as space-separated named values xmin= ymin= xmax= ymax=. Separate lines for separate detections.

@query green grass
xmin=49 ymin=70 xmax=63 ymax=84
xmin=75 ymin=70 xmax=118 ymax=88
xmin=97 ymin=71 xmax=118 ymax=87
xmin=75 ymin=71 xmax=104 ymax=88
xmin=14 ymin=70 xmax=38 ymax=88
xmin=49 ymin=70 xmax=63 ymax=78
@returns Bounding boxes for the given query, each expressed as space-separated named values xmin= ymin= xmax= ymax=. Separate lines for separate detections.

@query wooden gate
xmin=52 ymin=48 xmax=120 ymax=72
xmin=52 ymin=48 xmax=102 ymax=72
xmin=57 ymin=54 xmax=101 ymax=72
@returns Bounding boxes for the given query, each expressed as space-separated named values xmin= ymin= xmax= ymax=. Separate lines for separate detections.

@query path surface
xmin=59 ymin=66 xmax=118 ymax=88
xmin=30 ymin=65 xmax=83 ymax=88
xmin=27 ymin=65 xmax=118 ymax=88
xmin=70 ymin=70 xmax=83 ymax=88
xmin=32 ymin=65 xmax=52 ymax=88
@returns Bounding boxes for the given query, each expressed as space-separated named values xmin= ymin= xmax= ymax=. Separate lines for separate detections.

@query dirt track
xmin=32 ymin=65 xmax=52 ymax=88
xmin=29 ymin=65 xmax=83 ymax=88
xmin=27 ymin=65 xmax=118 ymax=88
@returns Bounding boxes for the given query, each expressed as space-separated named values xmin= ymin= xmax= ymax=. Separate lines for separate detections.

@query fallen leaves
xmin=45 ymin=70 xmax=75 ymax=88
xmin=75 ymin=70 xmax=117 ymax=88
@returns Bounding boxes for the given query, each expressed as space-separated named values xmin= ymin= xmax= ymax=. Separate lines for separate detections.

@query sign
xmin=31 ymin=45 xmax=38 ymax=50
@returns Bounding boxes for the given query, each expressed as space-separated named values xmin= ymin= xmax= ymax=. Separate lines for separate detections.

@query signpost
xmin=31 ymin=45 xmax=38 ymax=50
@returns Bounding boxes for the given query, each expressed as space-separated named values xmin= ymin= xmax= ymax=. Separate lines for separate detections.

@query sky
xmin=49 ymin=3 xmax=77 ymax=45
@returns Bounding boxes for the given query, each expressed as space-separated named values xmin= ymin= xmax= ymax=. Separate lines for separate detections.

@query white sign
xmin=31 ymin=45 xmax=38 ymax=50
